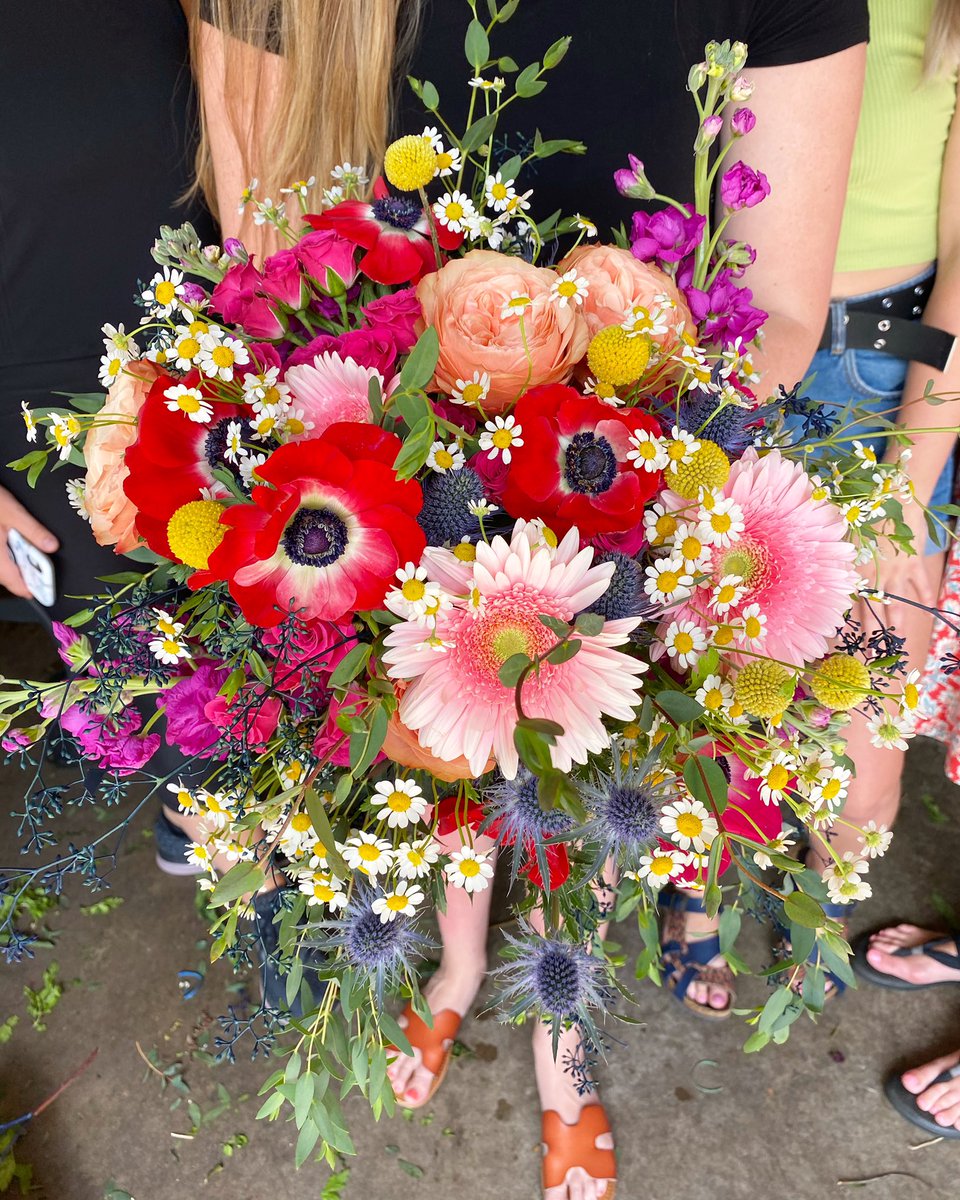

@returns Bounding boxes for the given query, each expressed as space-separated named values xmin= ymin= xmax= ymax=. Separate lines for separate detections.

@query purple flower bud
xmin=695 ymin=114 xmax=723 ymax=152
xmin=613 ymin=153 xmax=655 ymax=200
xmin=178 ymin=281 xmax=207 ymax=308
xmin=731 ymin=107 xmax=756 ymax=137
xmin=223 ymin=237 xmax=249 ymax=263
xmin=720 ymin=161 xmax=771 ymax=212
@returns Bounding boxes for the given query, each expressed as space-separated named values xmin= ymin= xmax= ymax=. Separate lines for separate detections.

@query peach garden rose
xmin=415 ymin=249 xmax=589 ymax=414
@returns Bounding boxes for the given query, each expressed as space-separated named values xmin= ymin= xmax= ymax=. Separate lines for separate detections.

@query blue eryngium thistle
xmin=574 ymin=743 xmax=675 ymax=878
xmin=417 ymin=466 xmax=484 ymax=546
xmin=311 ymin=888 xmax=435 ymax=1006
xmin=481 ymin=770 xmax=573 ymax=886
xmin=585 ymin=552 xmax=659 ymax=623
xmin=492 ymin=922 xmax=615 ymax=1051
xmin=675 ymin=375 xmax=775 ymax=454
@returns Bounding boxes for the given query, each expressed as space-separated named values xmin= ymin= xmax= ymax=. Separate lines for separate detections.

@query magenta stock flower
xmin=60 ymin=704 xmax=160 ymax=775
xmin=161 ymin=662 xmax=230 ymax=758
xmin=613 ymin=153 xmax=654 ymax=200
xmin=678 ymin=265 xmax=767 ymax=346
xmin=384 ymin=521 xmax=647 ymax=778
xmin=720 ymin=161 xmax=771 ymax=211
xmin=630 ymin=208 xmax=706 ymax=267
xmin=285 ymin=327 xmax=397 ymax=375
xmin=731 ymin=107 xmax=756 ymax=137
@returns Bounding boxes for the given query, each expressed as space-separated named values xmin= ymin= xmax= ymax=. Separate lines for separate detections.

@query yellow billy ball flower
xmin=733 ymin=660 xmax=795 ymax=720
xmin=808 ymin=653 xmax=871 ymax=712
xmin=670 ymin=439 xmax=730 ymax=500
xmin=586 ymin=326 xmax=651 ymax=387
xmin=166 ymin=499 xmax=226 ymax=570
xmin=383 ymin=136 xmax=438 ymax=191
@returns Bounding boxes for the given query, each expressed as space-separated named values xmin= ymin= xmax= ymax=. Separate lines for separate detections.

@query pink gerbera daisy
xmin=383 ymin=521 xmax=647 ymax=779
xmin=283 ymin=352 xmax=388 ymax=440
xmin=658 ymin=449 xmax=858 ymax=667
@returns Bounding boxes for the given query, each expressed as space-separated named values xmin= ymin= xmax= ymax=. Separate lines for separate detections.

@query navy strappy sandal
xmin=658 ymin=889 xmax=735 ymax=1020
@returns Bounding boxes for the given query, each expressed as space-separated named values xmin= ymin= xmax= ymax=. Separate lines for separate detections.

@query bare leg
xmin=672 ymin=889 xmax=733 ymax=1012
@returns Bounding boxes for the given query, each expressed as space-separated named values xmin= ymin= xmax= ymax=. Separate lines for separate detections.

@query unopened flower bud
xmin=688 ymin=61 xmax=708 ymax=90
xmin=202 ymin=244 xmax=222 ymax=263
xmin=223 ymin=237 xmax=248 ymax=263
xmin=613 ymin=153 xmax=655 ymax=200
xmin=731 ymin=107 xmax=756 ymax=137
xmin=179 ymin=281 xmax=207 ymax=308
xmin=695 ymin=114 xmax=723 ymax=152
xmin=730 ymin=75 xmax=754 ymax=101
xmin=730 ymin=41 xmax=748 ymax=72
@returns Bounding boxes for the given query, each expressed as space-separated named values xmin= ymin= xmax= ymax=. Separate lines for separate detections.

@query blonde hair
xmin=190 ymin=0 xmax=422 ymax=216
xmin=924 ymin=0 xmax=960 ymax=77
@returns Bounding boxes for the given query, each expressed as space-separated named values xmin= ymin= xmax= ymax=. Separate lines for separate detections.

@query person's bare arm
xmin=723 ymin=43 xmax=867 ymax=396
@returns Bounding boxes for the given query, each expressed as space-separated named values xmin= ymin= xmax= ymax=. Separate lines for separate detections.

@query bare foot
xmin=534 ymin=1022 xmax=615 ymax=1200
xmin=386 ymin=960 xmax=485 ymax=1107
xmin=901 ymin=1049 xmax=960 ymax=1130
xmin=866 ymin=925 xmax=960 ymax=985
xmin=679 ymin=908 xmax=733 ymax=1013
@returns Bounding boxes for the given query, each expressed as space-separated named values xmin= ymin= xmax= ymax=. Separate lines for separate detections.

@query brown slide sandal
xmin=542 ymin=1104 xmax=617 ymax=1198
xmin=388 ymin=1003 xmax=462 ymax=1110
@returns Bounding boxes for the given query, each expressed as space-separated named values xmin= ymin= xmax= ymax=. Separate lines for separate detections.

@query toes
xmin=403 ymin=1062 xmax=436 ymax=1106
xmin=934 ymin=1099 xmax=960 ymax=1129
xmin=866 ymin=946 xmax=918 ymax=983
xmin=686 ymin=980 xmax=707 ymax=1006
xmin=902 ymin=1050 xmax=960 ymax=1097
xmin=709 ymin=986 xmax=730 ymax=1010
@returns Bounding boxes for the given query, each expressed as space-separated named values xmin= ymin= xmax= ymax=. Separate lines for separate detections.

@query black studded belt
xmin=817 ymin=272 xmax=956 ymax=373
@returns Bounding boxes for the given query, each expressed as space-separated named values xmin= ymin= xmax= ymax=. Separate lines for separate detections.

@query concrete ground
xmin=2 ymin=621 xmax=960 ymax=1200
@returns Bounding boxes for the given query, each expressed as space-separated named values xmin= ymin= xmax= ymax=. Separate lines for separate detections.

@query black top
xmin=398 ymin=0 xmax=869 ymax=234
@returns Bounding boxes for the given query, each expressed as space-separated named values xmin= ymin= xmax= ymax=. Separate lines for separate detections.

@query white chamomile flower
xmin=621 ymin=303 xmax=668 ymax=339
xmin=484 ymin=171 xmax=518 ymax=212
xmin=20 ymin=402 xmax=37 ymax=443
xmin=573 ymin=213 xmax=598 ymax=238
xmin=223 ymin=420 xmax=247 ymax=464
xmin=808 ymin=763 xmax=851 ymax=809
xmin=859 ymin=820 xmax=893 ymax=859
xmin=867 ymin=710 xmax=915 ymax=751
xmin=372 ymin=880 xmax=425 ymax=923
xmin=479 ymin=415 xmax=523 ymax=464
xmin=169 ymin=326 xmax=205 ymax=370
xmin=142 ymin=267 xmax=185 ymax=317
xmin=98 ymin=351 xmax=126 ymax=389
xmin=240 ymin=452 xmax=268 ymax=488
xmin=344 ymin=832 xmax=394 ymax=878
xmin=465 ymin=212 xmax=507 ymax=249
xmin=660 ymin=797 xmax=718 ymax=852
xmin=426 ymin=440 xmax=465 ymax=473
xmin=197 ymin=332 xmax=249 ymax=382
xmin=433 ymin=190 xmax=477 ymax=234
xmin=582 ymin=375 xmax=623 ymax=406
xmin=164 ymin=384 xmax=213 ymax=424
xmin=101 ymin=322 xmax=137 ymax=356
xmin=275 ymin=811 xmax=319 ymax=860
xmin=395 ymin=840 xmax=439 ymax=880
xmin=752 ymin=830 xmax=797 ymax=871
xmin=626 ymin=429 xmax=668 ymax=472
xmin=280 ymin=175 xmax=317 ymax=199
xmin=643 ymin=503 xmax=680 ymax=547
xmin=738 ymin=603 xmax=766 ymax=644
xmin=500 ymin=291 xmax=533 ymax=320
xmin=710 ymin=574 xmax=746 ymax=615
xmin=841 ymin=499 xmax=867 ymax=528
xmin=852 ymin=440 xmax=879 ymax=466
xmin=451 ymin=370 xmax=491 ymax=408
xmin=468 ymin=498 xmax=499 ymax=519
xmin=300 ymin=871 xmax=348 ymax=910
xmin=643 ymin=557 xmax=694 ymax=605
xmin=671 ymin=522 xmax=711 ymax=570
xmin=373 ymin=778 xmax=427 ymax=829
xmin=662 ymin=619 xmax=708 ymax=670
xmin=695 ymin=673 xmax=734 ymax=714
xmin=278 ymin=758 xmax=307 ymax=789
xmin=237 ymin=178 xmax=259 ymax=213
xmin=65 ymin=478 xmax=90 ymax=521
xmin=698 ymin=497 xmax=744 ymax=547
xmin=664 ymin=426 xmax=701 ymax=473
xmin=444 ymin=847 xmax=494 ymax=893
xmin=809 ymin=474 xmax=832 ymax=502
xmin=385 ymin=562 xmax=444 ymax=622
xmin=468 ymin=75 xmax=506 ymax=92
xmin=822 ymin=851 xmax=872 ymax=904
xmin=186 ymin=841 xmax=216 ymax=870
xmin=550 ymin=268 xmax=589 ymax=309
xmin=166 ymin=779 xmax=201 ymax=814
xmin=754 ymin=751 xmax=796 ymax=804
xmin=899 ymin=669 xmax=922 ymax=716
xmin=149 ymin=632 xmax=191 ymax=665
xmin=49 ymin=414 xmax=81 ymax=461
xmin=630 ymin=848 xmax=686 ymax=889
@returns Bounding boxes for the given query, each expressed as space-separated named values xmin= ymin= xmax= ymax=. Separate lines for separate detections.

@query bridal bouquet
xmin=2 ymin=7 xmax=943 ymax=1166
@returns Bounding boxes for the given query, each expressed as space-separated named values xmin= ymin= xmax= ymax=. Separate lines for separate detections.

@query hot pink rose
xmin=285 ymin=327 xmax=397 ymax=375
xmin=260 ymin=248 xmax=306 ymax=308
xmin=83 ymin=360 xmax=161 ymax=553
xmin=295 ymin=228 xmax=359 ymax=290
xmin=558 ymin=243 xmax=691 ymax=351
xmin=210 ymin=261 xmax=285 ymax=339
xmin=361 ymin=287 xmax=422 ymax=355
xmin=416 ymin=249 xmax=589 ymax=415
xmin=260 ymin=620 xmax=356 ymax=692
xmin=204 ymin=688 xmax=282 ymax=748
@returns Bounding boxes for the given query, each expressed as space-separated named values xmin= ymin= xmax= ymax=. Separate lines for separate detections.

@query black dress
xmin=0 ymin=0 xmax=216 ymax=619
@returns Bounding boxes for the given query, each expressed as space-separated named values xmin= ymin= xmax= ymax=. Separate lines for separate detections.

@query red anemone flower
xmin=123 ymin=370 xmax=246 ymax=561
xmin=499 ymin=384 xmax=664 ymax=538
xmin=307 ymin=179 xmax=463 ymax=286
xmin=206 ymin=423 xmax=425 ymax=627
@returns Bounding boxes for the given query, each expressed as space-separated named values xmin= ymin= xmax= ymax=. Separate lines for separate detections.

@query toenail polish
xmin=407 ymin=1089 xmax=419 ymax=1100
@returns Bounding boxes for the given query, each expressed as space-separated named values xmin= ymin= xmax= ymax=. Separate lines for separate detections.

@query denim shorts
xmin=797 ymin=266 xmax=954 ymax=554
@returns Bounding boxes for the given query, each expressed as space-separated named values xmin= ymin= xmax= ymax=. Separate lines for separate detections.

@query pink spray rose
xmin=259 ymin=248 xmax=306 ymax=309
xmin=361 ymin=287 xmax=422 ymax=355
xmin=204 ymin=689 xmax=282 ymax=749
xmin=210 ymin=261 xmax=285 ymax=339
xmin=295 ymin=229 xmax=359 ymax=291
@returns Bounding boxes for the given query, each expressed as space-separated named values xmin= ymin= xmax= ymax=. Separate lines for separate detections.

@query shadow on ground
xmin=2 ymin=621 xmax=959 ymax=1199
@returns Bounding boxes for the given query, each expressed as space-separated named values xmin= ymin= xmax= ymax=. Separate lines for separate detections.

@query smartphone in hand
xmin=7 ymin=529 xmax=57 ymax=607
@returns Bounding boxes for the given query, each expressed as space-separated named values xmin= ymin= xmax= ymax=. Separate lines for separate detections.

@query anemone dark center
xmin=371 ymin=195 xmax=422 ymax=230
xmin=283 ymin=507 xmax=348 ymax=567
xmin=564 ymin=433 xmax=617 ymax=495
xmin=603 ymin=781 xmax=660 ymax=847
xmin=535 ymin=947 xmax=580 ymax=1016
xmin=345 ymin=907 xmax=402 ymax=966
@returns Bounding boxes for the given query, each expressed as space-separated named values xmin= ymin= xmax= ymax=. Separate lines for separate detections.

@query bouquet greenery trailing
xmin=3 ymin=2 xmax=957 ymax=1169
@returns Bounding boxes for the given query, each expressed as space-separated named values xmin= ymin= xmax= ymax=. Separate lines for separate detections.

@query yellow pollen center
xmin=744 ymin=616 xmax=763 ymax=639
xmin=177 ymin=392 xmax=202 ymax=414
xmin=658 ymin=570 xmax=679 ymax=593
xmin=681 ymin=536 xmax=702 ymax=560
xmin=401 ymin=578 xmax=426 ymax=602
xmin=821 ymin=779 xmax=841 ymax=801
xmin=673 ymin=631 xmax=694 ymax=654
xmin=650 ymin=856 xmax=674 ymax=876
xmin=189 ymin=320 xmax=209 ymax=336
xmin=703 ymin=688 xmax=724 ymax=711
xmin=453 ymin=542 xmax=476 ymax=562
xmin=491 ymin=429 xmax=514 ymax=449
xmin=491 ymin=182 xmax=508 ymax=200
xmin=713 ymin=625 xmax=735 ymax=647
xmin=558 ymin=280 xmax=579 ymax=297
xmin=107 ymin=359 xmax=122 ymax=377
xmin=655 ymin=514 xmax=678 ymax=540
xmin=387 ymin=791 xmax=411 ymax=812
xmin=212 ymin=345 xmax=235 ymax=368
xmin=766 ymin=764 xmax=789 ymax=791
xmin=177 ymin=337 xmax=200 ymax=359
xmin=291 ymin=813 xmax=312 ymax=832
xmin=358 ymin=844 xmax=381 ymax=862
xmin=461 ymin=382 xmax=484 ymax=405
xmin=904 ymin=682 xmax=919 ymax=709
xmin=667 ymin=441 xmax=689 ymax=463
xmin=155 ymin=280 xmax=176 ymax=305
xmin=435 ymin=449 xmax=454 ymax=469
xmin=676 ymin=812 xmax=703 ymax=838
xmin=386 ymin=894 xmax=409 ymax=911
xmin=444 ymin=201 xmax=464 ymax=221
xmin=314 ymin=883 xmax=336 ymax=902
xmin=711 ymin=512 xmax=732 ymax=533
xmin=436 ymin=151 xmax=454 ymax=169
xmin=717 ymin=586 xmax=737 ymax=605
xmin=459 ymin=858 xmax=481 ymax=877
xmin=160 ymin=638 xmax=181 ymax=656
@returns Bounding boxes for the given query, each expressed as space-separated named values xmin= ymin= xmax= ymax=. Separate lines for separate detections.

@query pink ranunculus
xmin=558 ymin=243 xmax=691 ymax=350
xmin=83 ymin=360 xmax=162 ymax=554
xmin=203 ymin=689 xmax=282 ymax=749
xmin=210 ymin=260 xmax=285 ymax=339
xmin=361 ymin=287 xmax=422 ymax=355
xmin=295 ymin=228 xmax=359 ymax=291
xmin=416 ymin=249 xmax=589 ymax=415
xmin=284 ymin=327 xmax=397 ymax=376
xmin=259 ymin=248 xmax=306 ymax=309
xmin=719 ymin=161 xmax=771 ymax=211
xmin=161 ymin=662 xmax=230 ymax=758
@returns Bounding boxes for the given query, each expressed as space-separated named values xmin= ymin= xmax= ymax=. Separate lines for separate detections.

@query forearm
xmin=749 ymin=310 xmax=824 ymax=400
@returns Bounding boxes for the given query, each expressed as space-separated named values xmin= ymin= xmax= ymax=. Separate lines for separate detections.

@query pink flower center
xmin=451 ymin=589 xmax=568 ymax=699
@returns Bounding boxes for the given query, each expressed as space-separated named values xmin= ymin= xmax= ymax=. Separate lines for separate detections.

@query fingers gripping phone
xmin=7 ymin=529 xmax=57 ymax=608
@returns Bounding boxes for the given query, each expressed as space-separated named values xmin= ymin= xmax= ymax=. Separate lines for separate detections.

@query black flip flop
xmin=852 ymin=929 xmax=960 ymax=990
xmin=885 ymin=1064 xmax=960 ymax=1139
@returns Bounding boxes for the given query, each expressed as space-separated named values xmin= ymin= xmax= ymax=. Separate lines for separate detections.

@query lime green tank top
xmin=835 ymin=0 xmax=958 ymax=272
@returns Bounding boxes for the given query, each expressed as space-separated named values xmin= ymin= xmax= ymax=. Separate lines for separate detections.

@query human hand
xmin=0 ymin=484 xmax=58 ymax=598
xmin=858 ymin=503 xmax=935 ymax=637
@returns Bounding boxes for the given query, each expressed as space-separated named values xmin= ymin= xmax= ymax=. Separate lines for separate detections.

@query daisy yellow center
xmin=107 ymin=358 xmax=122 ymax=378
xmin=703 ymin=687 xmax=725 ymax=711
xmin=262 ymin=386 xmax=282 ymax=406
xmin=595 ymin=381 xmax=617 ymax=400
xmin=491 ymin=181 xmax=508 ymax=200
xmin=190 ymin=320 xmax=210 ymax=336
xmin=176 ymin=391 xmax=203 ymax=415
xmin=507 ymin=296 xmax=531 ymax=312
xmin=638 ymin=442 xmax=660 ymax=461
xmin=622 ymin=722 xmax=641 ymax=739
xmin=845 ymin=505 xmax=862 ymax=525
xmin=176 ymin=789 xmax=193 ymax=808
xmin=676 ymin=812 xmax=703 ymax=838
xmin=166 ymin=499 xmax=226 ymax=570
xmin=177 ymin=337 xmax=200 ymax=359
xmin=713 ymin=624 xmax=735 ymax=647
xmin=256 ymin=416 xmax=276 ymax=434
xmin=155 ymin=280 xmax=176 ymax=305
xmin=402 ymin=578 xmax=426 ymax=602
xmin=904 ymin=682 xmax=919 ymax=709
xmin=285 ymin=762 xmax=304 ymax=782
xmin=681 ymin=535 xmax=703 ymax=560
xmin=358 ymin=843 xmax=382 ymax=862
xmin=492 ymin=428 xmax=514 ymax=449
xmin=586 ymin=325 xmax=651 ymax=387
xmin=156 ymin=617 xmax=178 ymax=637
xmin=314 ymin=883 xmax=336 ymax=902
xmin=710 ymin=511 xmax=732 ymax=534
xmin=649 ymin=855 xmax=674 ymax=877
xmin=716 ymin=585 xmax=738 ymax=606
xmin=383 ymin=135 xmax=438 ymax=191
xmin=193 ymin=845 xmax=210 ymax=860
xmin=765 ymin=764 xmax=789 ymax=791
xmin=212 ymin=345 xmax=235 ymax=368
xmin=160 ymin=637 xmax=181 ymax=656
xmin=657 ymin=570 xmax=681 ymax=594
xmin=443 ymin=200 xmax=464 ymax=221
xmin=453 ymin=542 xmax=476 ymax=562
xmin=386 ymin=894 xmax=409 ymax=911
xmin=458 ymin=858 xmax=481 ymax=878
xmin=386 ymin=790 xmax=412 ymax=812
xmin=744 ymin=615 xmax=764 ymax=640
xmin=667 ymin=441 xmax=689 ymax=463
xmin=820 ymin=778 xmax=842 ymax=802
xmin=557 ymin=279 xmax=579 ymax=298
xmin=460 ymin=382 xmax=485 ymax=405
xmin=434 ymin=448 xmax=455 ymax=469
xmin=671 ymin=440 xmax=730 ymax=500
xmin=407 ymin=849 xmax=425 ymax=867
xmin=672 ymin=631 xmax=694 ymax=655
xmin=286 ymin=417 xmax=306 ymax=435
xmin=655 ymin=513 xmax=678 ymax=541
xmin=291 ymin=813 xmax=313 ymax=832
xmin=436 ymin=150 xmax=454 ymax=170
